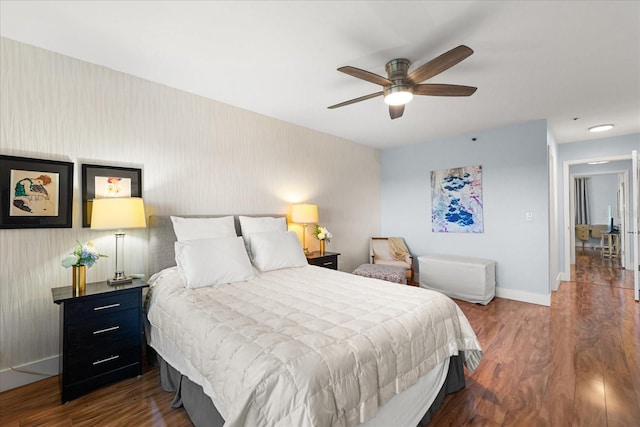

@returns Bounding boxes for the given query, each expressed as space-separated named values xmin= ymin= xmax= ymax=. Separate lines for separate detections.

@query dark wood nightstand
xmin=52 ymin=279 xmax=148 ymax=403
xmin=306 ymin=251 xmax=340 ymax=270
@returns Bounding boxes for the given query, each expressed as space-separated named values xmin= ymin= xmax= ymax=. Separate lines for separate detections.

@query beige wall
xmin=0 ymin=38 xmax=381 ymax=387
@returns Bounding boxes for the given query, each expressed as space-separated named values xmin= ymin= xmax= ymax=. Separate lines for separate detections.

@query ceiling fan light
xmin=588 ymin=124 xmax=614 ymax=133
xmin=384 ymin=89 xmax=413 ymax=106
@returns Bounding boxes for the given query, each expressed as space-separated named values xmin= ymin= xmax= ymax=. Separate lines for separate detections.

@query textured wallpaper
xmin=0 ymin=37 xmax=381 ymax=377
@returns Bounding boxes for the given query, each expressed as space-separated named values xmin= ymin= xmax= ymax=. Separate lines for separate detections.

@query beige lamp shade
xmin=291 ymin=203 xmax=318 ymax=224
xmin=90 ymin=197 xmax=146 ymax=230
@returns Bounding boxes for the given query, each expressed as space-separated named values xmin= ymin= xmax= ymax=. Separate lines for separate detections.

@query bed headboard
xmin=148 ymin=214 xmax=285 ymax=275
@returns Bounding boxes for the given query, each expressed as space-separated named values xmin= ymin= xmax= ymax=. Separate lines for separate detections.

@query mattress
xmin=146 ymin=265 xmax=483 ymax=427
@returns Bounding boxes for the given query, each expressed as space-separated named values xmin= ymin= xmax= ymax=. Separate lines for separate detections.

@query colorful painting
xmin=94 ymin=176 xmax=132 ymax=198
xmin=9 ymin=169 xmax=59 ymax=216
xmin=1 ymin=155 xmax=73 ymax=228
xmin=81 ymin=164 xmax=142 ymax=227
xmin=431 ymin=164 xmax=483 ymax=233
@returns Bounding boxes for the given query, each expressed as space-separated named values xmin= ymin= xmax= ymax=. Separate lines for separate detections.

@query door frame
xmin=562 ymin=154 xmax=632 ymax=282
xmin=632 ymin=150 xmax=639 ymax=301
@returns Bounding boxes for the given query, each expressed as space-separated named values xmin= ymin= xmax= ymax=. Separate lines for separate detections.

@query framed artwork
xmin=0 ymin=155 xmax=74 ymax=229
xmin=431 ymin=164 xmax=484 ymax=233
xmin=82 ymin=164 xmax=142 ymax=227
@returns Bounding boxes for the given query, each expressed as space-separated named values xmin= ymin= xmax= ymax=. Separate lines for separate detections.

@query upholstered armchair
xmin=370 ymin=237 xmax=415 ymax=284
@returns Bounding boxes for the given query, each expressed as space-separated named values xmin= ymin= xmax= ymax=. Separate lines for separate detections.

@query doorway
xmin=562 ymin=155 xmax=635 ymax=287
xmin=569 ymin=168 xmax=629 ymax=268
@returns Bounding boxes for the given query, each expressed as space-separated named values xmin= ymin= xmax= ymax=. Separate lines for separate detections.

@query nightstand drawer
xmin=64 ymin=334 xmax=141 ymax=383
xmin=65 ymin=291 xmax=140 ymax=322
xmin=65 ymin=308 xmax=140 ymax=343
xmin=306 ymin=252 xmax=339 ymax=270
xmin=309 ymin=257 xmax=338 ymax=269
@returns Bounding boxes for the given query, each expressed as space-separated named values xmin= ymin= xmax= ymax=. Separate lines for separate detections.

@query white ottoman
xmin=418 ymin=255 xmax=495 ymax=305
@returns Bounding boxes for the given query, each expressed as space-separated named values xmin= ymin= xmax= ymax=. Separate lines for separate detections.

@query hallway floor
xmin=572 ymin=247 xmax=634 ymax=289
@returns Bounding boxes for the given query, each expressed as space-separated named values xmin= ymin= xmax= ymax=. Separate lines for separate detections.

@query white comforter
xmin=146 ymin=265 xmax=483 ymax=427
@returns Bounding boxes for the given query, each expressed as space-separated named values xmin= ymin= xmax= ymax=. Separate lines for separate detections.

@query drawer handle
xmin=93 ymin=326 xmax=120 ymax=335
xmin=322 ymin=262 xmax=333 ymax=266
xmin=94 ymin=303 xmax=120 ymax=311
xmin=93 ymin=355 xmax=120 ymax=365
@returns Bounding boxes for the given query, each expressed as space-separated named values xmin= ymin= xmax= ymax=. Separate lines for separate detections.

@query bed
xmin=145 ymin=215 xmax=483 ymax=427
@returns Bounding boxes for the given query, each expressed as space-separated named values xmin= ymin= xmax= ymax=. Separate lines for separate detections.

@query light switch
xmin=526 ymin=212 xmax=533 ymax=222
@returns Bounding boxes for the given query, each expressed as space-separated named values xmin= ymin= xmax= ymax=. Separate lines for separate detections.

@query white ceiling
xmin=1 ymin=1 xmax=639 ymax=149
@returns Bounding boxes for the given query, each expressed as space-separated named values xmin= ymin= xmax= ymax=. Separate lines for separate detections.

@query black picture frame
xmin=0 ymin=155 xmax=74 ymax=229
xmin=82 ymin=164 xmax=142 ymax=227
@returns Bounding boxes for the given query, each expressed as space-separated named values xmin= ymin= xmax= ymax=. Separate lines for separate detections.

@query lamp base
xmin=108 ymin=276 xmax=133 ymax=286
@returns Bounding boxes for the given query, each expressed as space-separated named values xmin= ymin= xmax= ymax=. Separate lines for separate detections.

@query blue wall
xmin=380 ymin=119 xmax=550 ymax=302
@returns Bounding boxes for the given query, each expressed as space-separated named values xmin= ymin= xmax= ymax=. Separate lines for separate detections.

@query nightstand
xmin=306 ymin=251 xmax=340 ymax=270
xmin=52 ymin=279 xmax=148 ymax=403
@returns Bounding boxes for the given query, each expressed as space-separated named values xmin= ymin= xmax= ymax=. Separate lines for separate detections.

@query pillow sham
xmin=249 ymin=231 xmax=308 ymax=272
xmin=239 ymin=216 xmax=287 ymax=256
xmin=170 ymin=215 xmax=236 ymax=242
xmin=175 ymin=236 xmax=254 ymax=288
xmin=238 ymin=216 xmax=287 ymax=235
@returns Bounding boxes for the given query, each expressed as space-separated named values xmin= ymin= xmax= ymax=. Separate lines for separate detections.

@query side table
xmin=52 ymin=279 xmax=148 ymax=403
xmin=306 ymin=251 xmax=340 ymax=270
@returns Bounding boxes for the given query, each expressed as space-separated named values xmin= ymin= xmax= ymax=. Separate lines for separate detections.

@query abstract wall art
xmin=431 ymin=164 xmax=484 ymax=233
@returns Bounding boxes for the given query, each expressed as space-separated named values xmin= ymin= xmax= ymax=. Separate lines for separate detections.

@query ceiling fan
xmin=328 ymin=45 xmax=477 ymax=119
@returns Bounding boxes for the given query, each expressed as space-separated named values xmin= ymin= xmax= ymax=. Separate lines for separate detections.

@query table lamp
xmin=291 ymin=203 xmax=318 ymax=254
xmin=91 ymin=197 xmax=146 ymax=285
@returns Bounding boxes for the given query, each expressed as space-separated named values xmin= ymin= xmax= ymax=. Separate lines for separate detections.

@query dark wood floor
xmin=428 ymin=248 xmax=639 ymax=426
xmin=1 ymin=249 xmax=638 ymax=426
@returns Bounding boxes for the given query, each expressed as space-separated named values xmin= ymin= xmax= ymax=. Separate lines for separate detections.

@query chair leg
xmin=408 ymin=267 xmax=415 ymax=286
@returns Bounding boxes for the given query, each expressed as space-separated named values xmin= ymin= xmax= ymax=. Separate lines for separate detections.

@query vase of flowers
xmin=313 ymin=225 xmax=332 ymax=255
xmin=72 ymin=265 xmax=86 ymax=295
xmin=61 ymin=241 xmax=106 ymax=295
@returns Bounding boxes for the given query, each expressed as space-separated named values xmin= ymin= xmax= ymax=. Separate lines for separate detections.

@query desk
xmin=600 ymin=232 xmax=619 ymax=259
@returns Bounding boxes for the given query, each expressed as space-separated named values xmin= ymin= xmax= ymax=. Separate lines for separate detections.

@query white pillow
xmin=249 ymin=231 xmax=308 ymax=272
xmin=239 ymin=216 xmax=287 ymax=255
xmin=174 ymin=236 xmax=254 ymax=288
xmin=238 ymin=216 xmax=287 ymax=235
xmin=171 ymin=216 xmax=236 ymax=242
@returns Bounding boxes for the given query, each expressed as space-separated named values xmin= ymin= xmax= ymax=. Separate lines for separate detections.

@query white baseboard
xmin=551 ymin=272 xmax=563 ymax=292
xmin=496 ymin=287 xmax=551 ymax=307
xmin=0 ymin=355 xmax=59 ymax=392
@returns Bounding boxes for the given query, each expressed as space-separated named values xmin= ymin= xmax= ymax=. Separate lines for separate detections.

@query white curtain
xmin=575 ymin=177 xmax=590 ymax=225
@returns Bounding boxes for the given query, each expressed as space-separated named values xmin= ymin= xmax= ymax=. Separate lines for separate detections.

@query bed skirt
xmin=156 ymin=352 xmax=466 ymax=426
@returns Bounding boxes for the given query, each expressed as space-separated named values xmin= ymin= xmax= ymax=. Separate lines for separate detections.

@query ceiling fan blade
xmin=328 ymin=91 xmax=383 ymax=109
xmin=338 ymin=66 xmax=393 ymax=86
xmin=413 ymin=84 xmax=477 ymax=97
xmin=407 ymin=45 xmax=474 ymax=84
xmin=389 ymin=104 xmax=405 ymax=119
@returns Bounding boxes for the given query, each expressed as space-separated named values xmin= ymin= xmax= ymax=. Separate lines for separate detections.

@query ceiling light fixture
xmin=588 ymin=124 xmax=614 ymax=133
xmin=383 ymin=85 xmax=414 ymax=106
xmin=383 ymin=58 xmax=414 ymax=106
